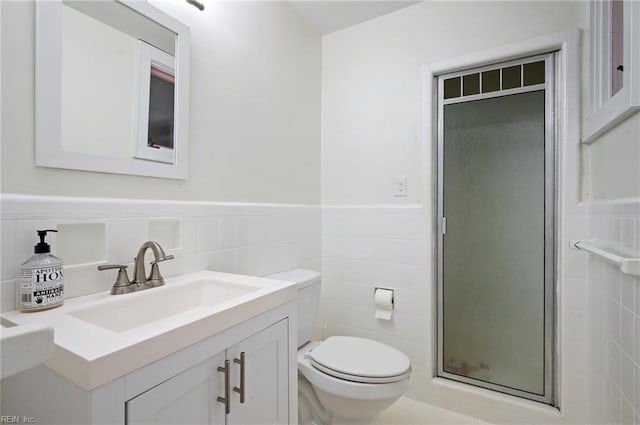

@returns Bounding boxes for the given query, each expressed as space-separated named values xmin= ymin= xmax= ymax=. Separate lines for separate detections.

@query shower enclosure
xmin=436 ymin=54 xmax=556 ymax=404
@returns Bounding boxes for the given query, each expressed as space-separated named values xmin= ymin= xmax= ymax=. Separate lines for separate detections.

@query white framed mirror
xmin=35 ymin=0 xmax=190 ymax=179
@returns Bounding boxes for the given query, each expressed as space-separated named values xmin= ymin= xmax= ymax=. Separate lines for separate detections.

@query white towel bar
xmin=573 ymin=240 xmax=640 ymax=277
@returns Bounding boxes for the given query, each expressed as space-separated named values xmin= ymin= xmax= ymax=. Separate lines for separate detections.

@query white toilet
xmin=267 ymin=269 xmax=411 ymax=425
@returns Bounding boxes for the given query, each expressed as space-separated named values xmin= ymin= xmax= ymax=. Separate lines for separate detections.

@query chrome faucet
xmin=97 ymin=241 xmax=174 ymax=295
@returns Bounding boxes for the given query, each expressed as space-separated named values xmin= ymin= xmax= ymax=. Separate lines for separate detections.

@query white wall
xmin=0 ymin=0 xmax=321 ymax=204
xmin=585 ymin=113 xmax=640 ymax=201
xmin=321 ymin=0 xmax=585 ymax=205
xmin=319 ymin=1 xmax=591 ymax=423
xmin=320 ymin=1 xmax=640 ymax=423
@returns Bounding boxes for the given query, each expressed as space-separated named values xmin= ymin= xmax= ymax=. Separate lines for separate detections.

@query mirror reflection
xmin=60 ymin=1 xmax=177 ymax=164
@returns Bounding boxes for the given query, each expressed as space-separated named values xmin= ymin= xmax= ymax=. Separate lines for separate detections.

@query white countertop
xmin=2 ymin=271 xmax=296 ymax=390
xmin=0 ymin=322 xmax=54 ymax=379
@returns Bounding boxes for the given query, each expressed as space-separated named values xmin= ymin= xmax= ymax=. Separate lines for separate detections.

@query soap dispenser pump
xmin=18 ymin=229 xmax=64 ymax=312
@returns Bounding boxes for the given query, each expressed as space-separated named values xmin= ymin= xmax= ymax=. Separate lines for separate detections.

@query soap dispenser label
xmin=19 ymin=265 xmax=64 ymax=310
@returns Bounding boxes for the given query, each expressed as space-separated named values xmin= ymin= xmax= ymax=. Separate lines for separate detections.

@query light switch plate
xmin=394 ymin=176 xmax=407 ymax=197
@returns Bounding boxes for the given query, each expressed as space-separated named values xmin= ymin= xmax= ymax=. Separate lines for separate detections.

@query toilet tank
xmin=266 ymin=269 xmax=321 ymax=348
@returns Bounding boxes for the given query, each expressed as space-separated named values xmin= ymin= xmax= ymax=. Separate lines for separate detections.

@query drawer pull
xmin=233 ymin=352 xmax=246 ymax=403
xmin=217 ymin=360 xmax=231 ymax=414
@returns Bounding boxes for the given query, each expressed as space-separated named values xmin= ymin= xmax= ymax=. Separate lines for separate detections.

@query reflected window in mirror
xmin=135 ymin=42 xmax=175 ymax=164
xmin=149 ymin=67 xmax=175 ymax=150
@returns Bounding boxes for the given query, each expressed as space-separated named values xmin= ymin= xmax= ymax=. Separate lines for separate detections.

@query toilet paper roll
xmin=374 ymin=288 xmax=394 ymax=320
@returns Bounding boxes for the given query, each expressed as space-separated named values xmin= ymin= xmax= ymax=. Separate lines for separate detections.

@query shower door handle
xmin=441 ymin=217 xmax=447 ymax=235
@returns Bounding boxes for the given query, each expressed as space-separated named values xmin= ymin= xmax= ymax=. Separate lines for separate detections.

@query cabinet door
xmin=127 ymin=352 xmax=227 ymax=425
xmin=227 ymin=319 xmax=289 ymax=425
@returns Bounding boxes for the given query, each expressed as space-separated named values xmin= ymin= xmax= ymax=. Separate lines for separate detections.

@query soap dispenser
xmin=18 ymin=229 xmax=64 ymax=312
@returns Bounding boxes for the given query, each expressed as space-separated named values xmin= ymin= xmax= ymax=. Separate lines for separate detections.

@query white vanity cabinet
xmin=127 ymin=320 xmax=289 ymax=425
xmin=127 ymin=352 xmax=227 ymax=424
xmin=0 ymin=300 xmax=297 ymax=425
xmin=226 ymin=320 xmax=289 ymax=425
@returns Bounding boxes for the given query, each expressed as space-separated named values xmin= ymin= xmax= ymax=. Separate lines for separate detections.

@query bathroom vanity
xmin=0 ymin=272 xmax=297 ymax=424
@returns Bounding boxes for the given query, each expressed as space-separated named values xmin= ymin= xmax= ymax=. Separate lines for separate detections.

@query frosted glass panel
xmin=442 ymin=91 xmax=545 ymax=395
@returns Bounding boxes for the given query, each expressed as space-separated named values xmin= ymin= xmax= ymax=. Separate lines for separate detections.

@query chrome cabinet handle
xmin=217 ymin=360 xmax=231 ymax=414
xmin=233 ymin=352 xmax=246 ymax=403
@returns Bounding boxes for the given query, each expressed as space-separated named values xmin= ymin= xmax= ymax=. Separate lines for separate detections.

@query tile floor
xmin=380 ymin=397 xmax=488 ymax=425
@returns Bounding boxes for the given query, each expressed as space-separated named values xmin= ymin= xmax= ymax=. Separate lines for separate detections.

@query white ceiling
xmin=288 ymin=1 xmax=420 ymax=35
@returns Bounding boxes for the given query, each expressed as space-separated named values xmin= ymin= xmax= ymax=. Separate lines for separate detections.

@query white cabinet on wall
xmin=127 ymin=320 xmax=289 ymax=425
xmin=585 ymin=0 xmax=640 ymax=142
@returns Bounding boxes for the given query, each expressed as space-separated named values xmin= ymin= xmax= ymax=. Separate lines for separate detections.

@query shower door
xmin=436 ymin=54 xmax=555 ymax=404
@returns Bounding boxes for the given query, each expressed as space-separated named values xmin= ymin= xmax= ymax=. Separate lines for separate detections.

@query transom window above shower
xmin=443 ymin=60 xmax=547 ymax=100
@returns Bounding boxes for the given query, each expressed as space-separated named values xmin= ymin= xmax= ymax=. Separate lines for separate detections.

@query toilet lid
xmin=308 ymin=336 xmax=411 ymax=384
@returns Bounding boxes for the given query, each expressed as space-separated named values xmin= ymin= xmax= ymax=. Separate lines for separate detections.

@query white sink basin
xmin=0 ymin=322 xmax=54 ymax=379
xmin=1 ymin=271 xmax=296 ymax=390
xmin=69 ymin=277 xmax=261 ymax=333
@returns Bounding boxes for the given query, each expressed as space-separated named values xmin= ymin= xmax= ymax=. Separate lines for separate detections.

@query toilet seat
xmin=308 ymin=336 xmax=411 ymax=384
xmin=298 ymin=342 xmax=410 ymax=401
xmin=310 ymin=361 xmax=410 ymax=384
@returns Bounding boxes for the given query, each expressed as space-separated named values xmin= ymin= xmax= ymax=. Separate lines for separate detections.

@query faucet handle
xmin=97 ymin=264 xmax=129 ymax=271
xmin=148 ymin=263 xmax=167 ymax=287
xmin=148 ymin=253 xmax=173 ymax=288
xmin=151 ymin=254 xmax=174 ymax=265
xmin=97 ymin=264 xmax=132 ymax=294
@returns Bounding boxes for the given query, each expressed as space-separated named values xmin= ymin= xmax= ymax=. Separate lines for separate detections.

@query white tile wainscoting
xmin=320 ymin=204 xmax=595 ymax=424
xmin=0 ymin=194 xmax=321 ymax=313
xmin=3 ymin=194 xmax=638 ymax=424
xmin=586 ymin=200 xmax=640 ymax=425
xmin=320 ymin=205 xmax=430 ymax=396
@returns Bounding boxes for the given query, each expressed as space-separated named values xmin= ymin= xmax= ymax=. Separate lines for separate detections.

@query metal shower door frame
xmin=435 ymin=52 xmax=557 ymax=405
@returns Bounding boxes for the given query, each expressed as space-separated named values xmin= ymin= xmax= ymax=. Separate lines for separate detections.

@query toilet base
xmin=314 ymin=386 xmax=400 ymax=424
xmin=299 ymin=374 xmax=330 ymax=425
xmin=298 ymin=373 xmax=391 ymax=425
